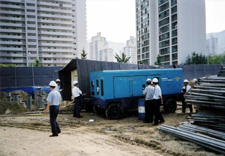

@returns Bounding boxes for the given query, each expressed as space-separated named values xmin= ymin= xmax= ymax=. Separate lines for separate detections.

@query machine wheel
xmin=164 ymin=98 xmax=177 ymax=113
xmin=93 ymin=106 xmax=104 ymax=114
xmin=105 ymin=103 xmax=123 ymax=120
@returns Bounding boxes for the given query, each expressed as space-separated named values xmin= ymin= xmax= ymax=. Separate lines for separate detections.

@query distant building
xmin=207 ymin=35 xmax=218 ymax=55
xmin=0 ymin=0 xmax=87 ymax=66
xmin=89 ymin=32 xmax=114 ymax=62
xmin=120 ymin=36 xmax=137 ymax=64
xmin=136 ymin=0 xmax=206 ymax=65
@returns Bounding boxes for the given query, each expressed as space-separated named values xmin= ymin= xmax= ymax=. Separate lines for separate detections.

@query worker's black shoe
xmin=159 ymin=120 xmax=165 ymax=123
xmin=77 ymin=116 xmax=83 ymax=118
xmin=49 ymin=134 xmax=58 ymax=137
xmin=152 ymin=123 xmax=158 ymax=126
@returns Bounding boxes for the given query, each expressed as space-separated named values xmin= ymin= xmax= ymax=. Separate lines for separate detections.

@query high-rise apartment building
xmin=89 ymin=32 xmax=113 ymax=62
xmin=206 ymin=35 xmax=218 ymax=56
xmin=0 ymin=0 xmax=87 ymax=66
xmin=136 ymin=0 xmax=206 ymax=65
xmin=121 ymin=36 xmax=137 ymax=64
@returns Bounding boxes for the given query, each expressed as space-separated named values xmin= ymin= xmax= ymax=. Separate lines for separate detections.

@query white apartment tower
xmin=89 ymin=32 xmax=113 ymax=62
xmin=0 ymin=0 xmax=87 ymax=66
xmin=136 ymin=0 xmax=206 ymax=65
xmin=121 ymin=36 xmax=137 ymax=64
xmin=206 ymin=35 xmax=218 ymax=56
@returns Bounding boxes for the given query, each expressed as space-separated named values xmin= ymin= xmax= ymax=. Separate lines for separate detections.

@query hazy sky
xmin=87 ymin=0 xmax=225 ymax=43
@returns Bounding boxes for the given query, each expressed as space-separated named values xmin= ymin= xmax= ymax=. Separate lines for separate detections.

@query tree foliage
xmin=32 ymin=58 xmax=43 ymax=67
xmin=208 ymin=52 xmax=225 ymax=64
xmin=185 ymin=52 xmax=208 ymax=65
xmin=115 ymin=53 xmax=131 ymax=63
xmin=81 ymin=48 xmax=87 ymax=59
xmin=154 ymin=54 xmax=161 ymax=65
xmin=0 ymin=64 xmax=16 ymax=67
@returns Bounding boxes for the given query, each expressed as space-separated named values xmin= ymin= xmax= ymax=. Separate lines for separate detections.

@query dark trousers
xmin=73 ymin=96 xmax=81 ymax=117
xmin=153 ymin=99 xmax=164 ymax=125
xmin=145 ymin=100 xmax=154 ymax=122
xmin=50 ymin=105 xmax=60 ymax=135
xmin=181 ymin=95 xmax=193 ymax=113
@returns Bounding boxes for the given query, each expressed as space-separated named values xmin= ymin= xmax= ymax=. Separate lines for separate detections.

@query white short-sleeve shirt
xmin=46 ymin=89 xmax=62 ymax=106
xmin=72 ymin=86 xmax=82 ymax=98
xmin=153 ymin=85 xmax=162 ymax=100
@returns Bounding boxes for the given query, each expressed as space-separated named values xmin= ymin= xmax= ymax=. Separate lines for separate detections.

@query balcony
xmin=0 ymin=35 xmax=25 ymax=39
xmin=37 ymin=13 xmax=72 ymax=20
xmin=41 ymin=59 xmax=71 ymax=64
xmin=0 ymin=0 xmax=24 ymax=3
xmin=38 ymin=7 xmax=72 ymax=14
xmin=37 ymin=1 xmax=71 ymax=9
xmin=39 ymin=54 xmax=74 ymax=58
xmin=0 ymin=53 xmax=26 ymax=57
xmin=38 ymin=19 xmax=72 ymax=25
xmin=39 ymin=48 xmax=73 ymax=53
xmin=0 ymin=28 xmax=25 ymax=33
xmin=38 ymin=31 xmax=72 ymax=36
xmin=0 ymin=22 xmax=25 ymax=27
xmin=0 ymin=59 xmax=26 ymax=63
xmin=0 ymin=10 xmax=24 ymax=15
xmin=38 ymin=25 xmax=72 ymax=31
xmin=0 ymin=16 xmax=25 ymax=21
xmin=0 ymin=47 xmax=26 ymax=51
xmin=38 ymin=37 xmax=73 ymax=41
xmin=0 ymin=4 xmax=25 ymax=9
xmin=0 ymin=41 xmax=26 ymax=45
xmin=39 ymin=42 xmax=72 ymax=47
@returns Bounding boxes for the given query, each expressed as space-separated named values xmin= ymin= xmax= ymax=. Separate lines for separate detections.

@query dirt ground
xmin=0 ymin=108 xmax=222 ymax=156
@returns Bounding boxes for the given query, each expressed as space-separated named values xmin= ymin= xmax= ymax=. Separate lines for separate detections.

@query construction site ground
xmin=0 ymin=107 xmax=222 ymax=156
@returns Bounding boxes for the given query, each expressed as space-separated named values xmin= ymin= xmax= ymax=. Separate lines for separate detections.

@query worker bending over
xmin=143 ymin=78 xmax=154 ymax=123
xmin=72 ymin=81 xmax=83 ymax=118
xmin=181 ymin=79 xmax=193 ymax=113
xmin=152 ymin=78 xmax=164 ymax=125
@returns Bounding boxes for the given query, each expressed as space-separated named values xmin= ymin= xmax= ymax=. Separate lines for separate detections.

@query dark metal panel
xmin=16 ymin=67 xmax=32 ymax=76
xmin=101 ymin=61 xmax=120 ymax=70
xmin=119 ymin=63 xmax=138 ymax=70
xmin=33 ymin=67 xmax=53 ymax=76
xmin=16 ymin=77 xmax=33 ymax=87
xmin=0 ymin=67 xmax=15 ymax=76
xmin=0 ymin=77 xmax=15 ymax=88
xmin=34 ymin=75 xmax=53 ymax=86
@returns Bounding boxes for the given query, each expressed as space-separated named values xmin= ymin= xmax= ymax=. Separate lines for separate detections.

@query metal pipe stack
xmin=185 ymin=75 xmax=225 ymax=132
xmin=158 ymin=66 xmax=225 ymax=154
xmin=159 ymin=124 xmax=225 ymax=154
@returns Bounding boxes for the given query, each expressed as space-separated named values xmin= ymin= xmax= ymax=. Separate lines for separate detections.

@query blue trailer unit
xmin=90 ymin=69 xmax=183 ymax=119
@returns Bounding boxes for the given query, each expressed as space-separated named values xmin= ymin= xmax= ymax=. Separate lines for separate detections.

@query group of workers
xmin=143 ymin=78 xmax=164 ymax=125
xmin=143 ymin=78 xmax=197 ymax=125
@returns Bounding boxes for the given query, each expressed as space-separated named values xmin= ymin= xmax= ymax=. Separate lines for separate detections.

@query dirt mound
xmin=0 ymin=92 xmax=28 ymax=115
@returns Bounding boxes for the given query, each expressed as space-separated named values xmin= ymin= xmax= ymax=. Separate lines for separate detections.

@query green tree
xmin=208 ymin=52 xmax=225 ymax=64
xmin=0 ymin=64 xmax=16 ymax=67
xmin=138 ymin=60 xmax=143 ymax=64
xmin=81 ymin=48 xmax=87 ymax=59
xmin=32 ymin=57 xmax=43 ymax=67
xmin=185 ymin=52 xmax=208 ymax=65
xmin=115 ymin=53 xmax=131 ymax=63
xmin=154 ymin=54 xmax=161 ymax=65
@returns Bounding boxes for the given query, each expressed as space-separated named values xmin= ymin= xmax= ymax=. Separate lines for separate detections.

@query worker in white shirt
xmin=143 ymin=78 xmax=154 ymax=123
xmin=152 ymin=78 xmax=164 ymax=126
xmin=72 ymin=80 xmax=83 ymax=118
xmin=56 ymin=79 xmax=61 ymax=92
xmin=181 ymin=79 xmax=193 ymax=113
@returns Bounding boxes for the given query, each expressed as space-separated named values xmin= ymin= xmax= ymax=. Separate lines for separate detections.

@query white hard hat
xmin=49 ymin=81 xmax=57 ymax=87
xmin=146 ymin=78 xmax=151 ymax=82
xmin=184 ymin=79 xmax=189 ymax=83
xmin=73 ymin=80 xmax=78 ymax=85
xmin=193 ymin=78 xmax=197 ymax=82
xmin=152 ymin=78 xmax=158 ymax=83
xmin=56 ymin=79 xmax=60 ymax=82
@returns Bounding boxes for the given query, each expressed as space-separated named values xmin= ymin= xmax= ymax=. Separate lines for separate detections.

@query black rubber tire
xmin=105 ymin=103 xmax=123 ymax=120
xmin=93 ymin=106 xmax=103 ymax=114
xmin=164 ymin=98 xmax=177 ymax=113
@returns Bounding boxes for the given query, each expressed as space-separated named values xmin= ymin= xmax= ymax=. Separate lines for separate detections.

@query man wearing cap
xmin=143 ymin=78 xmax=154 ymax=123
xmin=72 ymin=80 xmax=83 ymax=118
xmin=44 ymin=81 xmax=62 ymax=137
xmin=193 ymin=78 xmax=198 ymax=87
xmin=152 ymin=78 xmax=164 ymax=125
xmin=56 ymin=79 xmax=61 ymax=92
xmin=181 ymin=79 xmax=192 ymax=113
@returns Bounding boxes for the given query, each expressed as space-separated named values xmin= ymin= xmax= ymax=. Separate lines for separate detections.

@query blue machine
xmin=90 ymin=69 xmax=183 ymax=119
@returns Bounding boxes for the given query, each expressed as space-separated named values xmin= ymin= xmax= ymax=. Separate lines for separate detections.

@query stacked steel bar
xmin=184 ymin=74 xmax=225 ymax=132
xmin=218 ymin=65 xmax=225 ymax=77
xmin=159 ymin=124 xmax=225 ymax=154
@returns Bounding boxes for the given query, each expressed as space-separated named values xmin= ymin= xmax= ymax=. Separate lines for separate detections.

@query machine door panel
xmin=132 ymin=76 xmax=146 ymax=96
xmin=114 ymin=77 xmax=130 ymax=98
